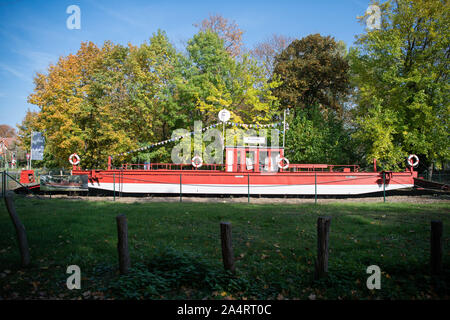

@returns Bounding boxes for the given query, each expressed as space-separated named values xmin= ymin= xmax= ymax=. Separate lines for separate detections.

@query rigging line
xmin=4 ymin=172 xmax=43 ymax=200
xmin=113 ymin=121 xmax=284 ymax=156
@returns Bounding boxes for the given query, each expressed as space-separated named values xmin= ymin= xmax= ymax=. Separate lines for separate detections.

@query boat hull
xmin=74 ymin=170 xmax=416 ymax=195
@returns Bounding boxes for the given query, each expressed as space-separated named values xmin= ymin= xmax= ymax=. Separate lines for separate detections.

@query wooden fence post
xmin=431 ymin=220 xmax=443 ymax=275
xmin=116 ymin=214 xmax=130 ymax=274
xmin=4 ymin=192 xmax=30 ymax=267
xmin=315 ymin=216 xmax=331 ymax=279
xmin=220 ymin=222 xmax=235 ymax=273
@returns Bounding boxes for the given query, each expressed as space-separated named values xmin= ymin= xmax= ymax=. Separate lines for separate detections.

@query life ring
xmin=407 ymin=154 xmax=419 ymax=168
xmin=69 ymin=153 xmax=80 ymax=165
xmin=192 ymin=155 xmax=203 ymax=168
xmin=277 ymin=157 xmax=289 ymax=170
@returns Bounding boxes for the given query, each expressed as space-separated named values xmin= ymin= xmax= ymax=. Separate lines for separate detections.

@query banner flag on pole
xmin=31 ymin=131 xmax=45 ymax=161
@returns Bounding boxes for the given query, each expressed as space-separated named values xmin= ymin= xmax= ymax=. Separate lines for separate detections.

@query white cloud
xmin=14 ymin=50 xmax=58 ymax=73
xmin=0 ymin=63 xmax=29 ymax=81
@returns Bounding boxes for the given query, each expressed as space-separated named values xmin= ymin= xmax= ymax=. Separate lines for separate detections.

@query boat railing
xmin=115 ymin=163 xmax=359 ymax=173
xmin=118 ymin=163 xmax=225 ymax=171
xmin=284 ymin=164 xmax=360 ymax=173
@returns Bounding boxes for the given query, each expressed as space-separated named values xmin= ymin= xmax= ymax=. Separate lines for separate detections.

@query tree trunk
xmin=428 ymin=162 xmax=434 ymax=181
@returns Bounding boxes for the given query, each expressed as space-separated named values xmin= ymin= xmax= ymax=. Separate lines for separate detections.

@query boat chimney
xmin=108 ymin=156 xmax=112 ymax=170
xmin=373 ymin=158 xmax=377 ymax=172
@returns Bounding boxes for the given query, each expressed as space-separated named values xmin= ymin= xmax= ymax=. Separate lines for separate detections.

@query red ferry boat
xmin=70 ymin=146 xmax=418 ymax=196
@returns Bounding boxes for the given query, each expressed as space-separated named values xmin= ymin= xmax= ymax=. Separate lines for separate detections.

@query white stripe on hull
xmin=89 ymin=182 xmax=413 ymax=195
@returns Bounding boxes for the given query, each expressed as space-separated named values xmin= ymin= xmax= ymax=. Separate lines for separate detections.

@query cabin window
xmin=259 ymin=151 xmax=270 ymax=172
xmin=227 ymin=150 xmax=234 ymax=172
xmin=245 ymin=151 xmax=255 ymax=171
xmin=270 ymin=151 xmax=281 ymax=172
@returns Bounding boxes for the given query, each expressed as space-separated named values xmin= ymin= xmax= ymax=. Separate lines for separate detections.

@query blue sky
xmin=0 ymin=0 xmax=371 ymax=130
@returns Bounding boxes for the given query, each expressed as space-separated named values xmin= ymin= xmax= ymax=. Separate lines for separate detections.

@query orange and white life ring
xmin=407 ymin=154 xmax=419 ymax=167
xmin=192 ymin=155 xmax=203 ymax=168
xmin=69 ymin=153 xmax=80 ymax=165
xmin=277 ymin=157 xmax=289 ymax=170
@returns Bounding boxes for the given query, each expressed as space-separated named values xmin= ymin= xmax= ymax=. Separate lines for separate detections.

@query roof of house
xmin=0 ymin=137 xmax=18 ymax=151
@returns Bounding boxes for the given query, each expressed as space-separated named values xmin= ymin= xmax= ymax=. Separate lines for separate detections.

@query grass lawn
xmin=0 ymin=195 xmax=449 ymax=300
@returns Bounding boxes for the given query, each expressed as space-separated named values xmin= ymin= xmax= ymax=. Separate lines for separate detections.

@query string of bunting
xmin=114 ymin=121 xmax=284 ymax=157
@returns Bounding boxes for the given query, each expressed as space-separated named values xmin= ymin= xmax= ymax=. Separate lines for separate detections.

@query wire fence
xmin=2 ymin=167 xmax=447 ymax=203
xmin=1 ymin=170 xmax=45 ymax=200
xmin=420 ymin=172 xmax=450 ymax=184
xmin=1 ymin=170 xmax=22 ymax=197
xmin=85 ymin=170 xmax=419 ymax=204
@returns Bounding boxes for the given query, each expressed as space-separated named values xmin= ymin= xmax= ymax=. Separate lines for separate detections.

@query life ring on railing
xmin=407 ymin=154 xmax=419 ymax=168
xmin=277 ymin=157 xmax=289 ymax=170
xmin=191 ymin=155 xmax=203 ymax=168
xmin=69 ymin=153 xmax=80 ymax=166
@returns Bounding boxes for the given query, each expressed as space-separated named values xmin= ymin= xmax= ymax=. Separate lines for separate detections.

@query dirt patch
xmin=35 ymin=194 xmax=450 ymax=205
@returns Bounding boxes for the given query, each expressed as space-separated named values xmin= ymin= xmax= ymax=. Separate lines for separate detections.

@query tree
xmin=194 ymin=14 xmax=244 ymax=57
xmin=285 ymin=105 xmax=356 ymax=165
xmin=0 ymin=124 xmax=16 ymax=137
xmin=251 ymin=34 xmax=293 ymax=78
xmin=17 ymin=109 xmax=39 ymax=152
xmin=177 ymin=31 xmax=281 ymax=126
xmin=273 ymin=34 xmax=351 ymax=115
xmin=126 ymin=30 xmax=186 ymax=164
xmin=26 ymin=31 xmax=187 ymax=168
xmin=349 ymin=0 xmax=449 ymax=171
xmin=28 ymin=42 xmax=104 ymax=168
xmin=25 ymin=30 xmax=281 ymax=169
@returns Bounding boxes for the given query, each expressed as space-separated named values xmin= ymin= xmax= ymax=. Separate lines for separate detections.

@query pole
xmin=116 ymin=214 xmax=130 ymax=274
xmin=180 ymin=173 xmax=182 ymax=202
xmin=248 ymin=173 xmax=250 ymax=203
xmin=30 ymin=134 xmax=32 ymax=171
xmin=282 ymin=109 xmax=286 ymax=149
xmin=223 ymin=121 xmax=225 ymax=150
xmin=315 ymin=217 xmax=331 ymax=279
xmin=113 ymin=172 xmax=116 ymax=201
xmin=4 ymin=193 xmax=31 ymax=266
xmin=383 ymin=172 xmax=386 ymax=203
xmin=120 ymin=169 xmax=123 ymax=198
xmin=315 ymin=172 xmax=317 ymax=204
xmin=431 ymin=220 xmax=443 ymax=275
xmin=220 ymin=222 xmax=236 ymax=273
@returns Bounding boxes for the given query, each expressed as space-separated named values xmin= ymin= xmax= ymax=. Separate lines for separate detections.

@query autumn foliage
xmin=18 ymin=5 xmax=449 ymax=170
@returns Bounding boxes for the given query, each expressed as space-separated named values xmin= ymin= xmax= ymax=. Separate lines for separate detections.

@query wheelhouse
xmin=225 ymin=146 xmax=284 ymax=173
